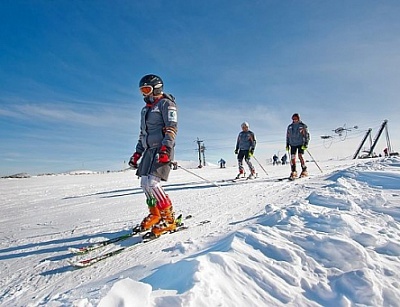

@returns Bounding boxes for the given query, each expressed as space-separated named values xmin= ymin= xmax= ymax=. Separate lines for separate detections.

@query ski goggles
xmin=139 ymin=85 xmax=153 ymax=96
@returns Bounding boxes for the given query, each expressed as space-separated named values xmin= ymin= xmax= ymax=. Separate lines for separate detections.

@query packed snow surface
xmin=1 ymin=157 xmax=400 ymax=306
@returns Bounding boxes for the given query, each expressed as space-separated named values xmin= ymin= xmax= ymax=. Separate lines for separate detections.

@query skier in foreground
xmin=286 ymin=113 xmax=310 ymax=180
xmin=234 ymin=122 xmax=257 ymax=179
xmin=129 ymin=74 xmax=178 ymax=237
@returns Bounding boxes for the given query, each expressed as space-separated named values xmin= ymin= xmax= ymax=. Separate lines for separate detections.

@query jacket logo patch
xmin=168 ymin=108 xmax=177 ymax=122
xmin=151 ymin=106 xmax=160 ymax=113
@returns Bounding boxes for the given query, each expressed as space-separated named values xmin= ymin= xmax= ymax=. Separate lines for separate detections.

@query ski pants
xmin=237 ymin=150 xmax=255 ymax=173
xmin=140 ymin=175 xmax=170 ymax=209
xmin=289 ymin=145 xmax=306 ymax=170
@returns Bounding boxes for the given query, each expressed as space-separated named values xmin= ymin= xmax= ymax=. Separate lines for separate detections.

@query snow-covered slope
xmin=1 ymin=157 xmax=400 ymax=306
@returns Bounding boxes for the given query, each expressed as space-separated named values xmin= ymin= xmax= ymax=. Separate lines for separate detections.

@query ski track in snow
xmin=1 ymin=157 xmax=400 ymax=306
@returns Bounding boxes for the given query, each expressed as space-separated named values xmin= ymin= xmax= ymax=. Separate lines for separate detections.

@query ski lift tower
xmin=195 ymin=138 xmax=206 ymax=168
xmin=353 ymin=120 xmax=398 ymax=159
xmin=353 ymin=129 xmax=372 ymax=159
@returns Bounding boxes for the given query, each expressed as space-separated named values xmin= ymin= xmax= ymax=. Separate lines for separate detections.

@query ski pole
xmin=172 ymin=162 xmax=221 ymax=188
xmin=252 ymin=155 xmax=268 ymax=176
xmin=287 ymin=149 xmax=291 ymax=168
xmin=306 ymin=149 xmax=323 ymax=173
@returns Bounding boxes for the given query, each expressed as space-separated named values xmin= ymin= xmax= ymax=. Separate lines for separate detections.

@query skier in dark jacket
xmin=129 ymin=74 xmax=178 ymax=237
xmin=286 ymin=113 xmax=310 ymax=179
xmin=281 ymin=153 xmax=288 ymax=165
xmin=235 ymin=122 xmax=257 ymax=179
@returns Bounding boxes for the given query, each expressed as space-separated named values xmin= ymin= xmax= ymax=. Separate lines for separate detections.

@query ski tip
xmin=68 ymin=247 xmax=85 ymax=254
xmin=68 ymin=259 xmax=88 ymax=268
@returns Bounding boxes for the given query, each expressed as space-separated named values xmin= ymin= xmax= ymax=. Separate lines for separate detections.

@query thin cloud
xmin=1 ymin=102 xmax=136 ymax=128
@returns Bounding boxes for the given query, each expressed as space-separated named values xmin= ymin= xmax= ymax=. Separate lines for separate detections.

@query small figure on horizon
xmin=384 ymin=148 xmax=388 ymax=157
xmin=272 ymin=154 xmax=279 ymax=165
xmin=281 ymin=153 xmax=288 ymax=165
xmin=218 ymin=158 xmax=226 ymax=168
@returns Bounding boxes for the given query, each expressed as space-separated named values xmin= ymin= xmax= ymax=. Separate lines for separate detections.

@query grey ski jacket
xmin=236 ymin=130 xmax=256 ymax=151
xmin=286 ymin=121 xmax=309 ymax=147
xmin=135 ymin=94 xmax=178 ymax=181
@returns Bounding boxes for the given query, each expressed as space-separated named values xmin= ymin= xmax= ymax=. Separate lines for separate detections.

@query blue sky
xmin=1 ymin=1 xmax=399 ymax=176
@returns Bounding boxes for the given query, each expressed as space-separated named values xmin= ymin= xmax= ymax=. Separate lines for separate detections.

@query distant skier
xmin=218 ymin=158 xmax=226 ymax=168
xmin=234 ymin=122 xmax=257 ymax=179
xmin=129 ymin=74 xmax=178 ymax=237
xmin=272 ymin=154 xmax=279 ymax=165
xmin=286 ymin=113 xmax=310 ymax=180
xmin=281 ymin=153 xmax=287 ymax=165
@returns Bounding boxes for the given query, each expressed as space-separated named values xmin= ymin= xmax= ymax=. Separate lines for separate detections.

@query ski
xmin=277 ymin=175 xmax=308 ymax=182
xmin=69 ymin=245 xmax=133 ymax=268
xmin=232 ymin=178 xmax=246 ymax=182
xmin=232 ymin=174 xmax=259 ymax=182
xmin=69 ymin=214 xmax=194 ymax=255
xmin=69 ymin=219 xmax=210 ymax=268
xmin=68 ymin=226 xmax=144 ymax=255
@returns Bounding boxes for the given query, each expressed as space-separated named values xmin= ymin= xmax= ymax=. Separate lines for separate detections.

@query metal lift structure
xmin=353 ymin=120 xmax=399 ymax=159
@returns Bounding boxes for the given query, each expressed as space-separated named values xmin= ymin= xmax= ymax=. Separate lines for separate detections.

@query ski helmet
xmin=139 ymin=74 xmax=163 ymax=96
xmin=241 ymin=122 xmax=249 ymax=128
